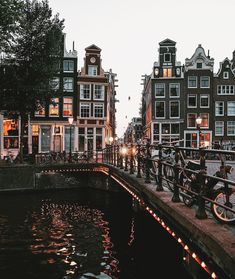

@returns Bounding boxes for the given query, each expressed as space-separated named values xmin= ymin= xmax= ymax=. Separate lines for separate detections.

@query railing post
xmin=124 ymin=144 xmax=128 ymax=171
xmin=172 ymin=147 xmax=181 ymax=202
xmin=113 ymin=145 xmax=117 ymax=166
xmin=130 ymin=143 xmax=134 ymax=174
xmin=136 ymin=144 xmax=141 ymax=178
xmin=120 ymin=144 xmax=124 ymax=169
xmin=156 ymin=144 xmax=163 ymax=191
xmin=195 ymin=148 xmax=207 ymax=219
xmin=145 ymin=140 xmax=151 ymax=183
xmin=116 ymin=145 xmax=120 ymax=167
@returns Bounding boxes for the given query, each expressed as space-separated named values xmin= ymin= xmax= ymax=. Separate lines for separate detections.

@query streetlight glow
xmin=68 ymin=117 xmax=73 ymax=125
xmin=196 ymin=115 xmax=202 ymax=126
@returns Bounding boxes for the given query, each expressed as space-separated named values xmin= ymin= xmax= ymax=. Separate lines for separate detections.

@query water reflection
xmin=30 ymin=200 xmax=119 ymax=278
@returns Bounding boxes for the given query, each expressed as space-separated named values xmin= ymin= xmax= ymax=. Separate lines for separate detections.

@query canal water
xmin=0 ymin=188 xmax=196 ymax=279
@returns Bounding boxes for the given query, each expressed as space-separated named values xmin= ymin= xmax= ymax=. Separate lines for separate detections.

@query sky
xmin=48 ymin=0 xmax=235 ymax=138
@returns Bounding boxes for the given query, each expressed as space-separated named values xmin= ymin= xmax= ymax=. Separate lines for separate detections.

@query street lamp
xmin=109 ymin=136 xmax=114 ymax=145
xmin=68 ymin=117 xmax=73 ymax=162
xmin=196 ymin=115 xmax=202 ymax=148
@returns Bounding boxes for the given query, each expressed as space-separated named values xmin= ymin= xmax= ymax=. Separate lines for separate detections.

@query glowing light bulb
xmin=192 ymin=253 xmax=197 ymax=259
xmin=201 ymin=262 xmax=206 ymax=268
xmin=211 ymin=272 xmax=217 ymax=278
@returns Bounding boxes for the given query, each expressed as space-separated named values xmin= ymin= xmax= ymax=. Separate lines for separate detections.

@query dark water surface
xmin=0 ymin=188 xmax=194 ymax=279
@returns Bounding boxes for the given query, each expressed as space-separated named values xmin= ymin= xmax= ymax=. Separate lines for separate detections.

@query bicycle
xmin=179 ymin=155 xmax=235 ymax=224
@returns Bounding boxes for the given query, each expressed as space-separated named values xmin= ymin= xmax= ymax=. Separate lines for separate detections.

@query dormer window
xmin=88 ymin=65 xmax=98 ymax=76
xmin=223 ymin=71 xmax=229 ymax=79
xmin=164 ymin=53 xmax=171 ymax=63
xmin=163 ymin=68 xmax=172 ymax=78
xmin=197 ymin=63 xmax=202 ymax=69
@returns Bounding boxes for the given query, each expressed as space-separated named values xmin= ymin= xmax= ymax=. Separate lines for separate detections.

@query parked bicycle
xmin=179 ymin=156 xmax=235 ymax=224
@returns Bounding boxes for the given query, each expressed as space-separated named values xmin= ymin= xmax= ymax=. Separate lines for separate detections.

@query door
xmin=54 ymin=135 xmax=61 ymax=152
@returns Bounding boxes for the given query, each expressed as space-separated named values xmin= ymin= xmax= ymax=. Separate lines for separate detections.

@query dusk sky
xmin=48 ymin=0 xmax=235 ymax=137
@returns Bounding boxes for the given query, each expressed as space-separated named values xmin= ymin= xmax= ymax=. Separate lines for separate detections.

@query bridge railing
xmin=101 ymin=142 xmax=235 ymax=224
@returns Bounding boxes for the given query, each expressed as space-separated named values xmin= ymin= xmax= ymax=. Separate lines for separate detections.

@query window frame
xmin=200 ymin=76 xmax=210 ymax=88
xmin=63 ymin=97 xmax=73 ymax=117
xmin=169 ymin=100 xmax=180 ymax=119
xmin=169 ymin=83 xmax=180 ymax=98
xmin=200 ymin=95 xmax=209 ymax=108
xmin=155 ymin=83 xmax=165 ymax=98
xmin=80 ymin=84 xmax=91 ymax=100
xmin=187 ymin=94 xmax=197 ymax=108
xmin=80 ymin=102 xmax=91 ymax=118
xmin=215 ymin=101 xmax=224 ymax=116
xmin=93 ymin=103 xmax=104 ymax=118
xmin=188 ymin=76 xmax=197 ymax=88
xmin=215 ymin=121 xmax=224 ymax=136
xmin=155 ymin=101 xmax=165 ymax=119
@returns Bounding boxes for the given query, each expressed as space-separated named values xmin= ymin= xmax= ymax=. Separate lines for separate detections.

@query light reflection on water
xmin=30 ymin=201 xmax=119 ymax=278
xmin=0 ymin=191 xmax=120 ymax=279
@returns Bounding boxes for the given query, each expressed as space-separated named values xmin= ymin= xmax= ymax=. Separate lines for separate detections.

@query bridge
xmin=0 ymin=143 xmax=235 ymax=279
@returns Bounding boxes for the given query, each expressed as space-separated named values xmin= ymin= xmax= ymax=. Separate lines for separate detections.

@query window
xmin=162 ymin=123 xmax=170 ymax=134
xmin=94 ymin=103 xmax=104 ymax=118
xmin=228 ymin=102 xmax=235 ymax=116
xmin=63 ymin=77 xmax=73 ymax=92
xmin=217 ymin=85 xmax=235 ymax=95
xmin=94 ymin=84 xmax=105 ymax=100
xmin=197 ymin=63 xmax=202 ymax=69
xmin=88 ymin=65 xmax=98 ymax=76
xmin=80 ymin=84 xmax=91 ymax=99
xmin=78 ymin=128 xmax=85 ymax=152
xmin=63 ymin=97 xmax=73 ymax=116
xmin=163 ymin=68 xmax=172 ymax=77
xmin=35 ymin=101 xmax=45 ymax=116
xmin=223 ymin=72 xmax=229 ymax=79
xmin=41 ymin=125 xmax=51 ymax=152
xmin=171 ymin=123 xmax=180 ymax=134
xmin=80 ymin=103 xmax=90 ymax=118
xmin=187 ymin=113 xmax=197 ymax=128
xmin=155 ymin=101 xmax=165 ymax=118
xmin=170 ymin=101 xmax=179 ymax=118
xmin=215 ymin=121 xmax=224 ymax=136
xmin=200 ymin=95 xmax=209 ymax=108
xmin=200 ymin=76 xmax=210 ymax=88
xmin=227 ymin=121 xmax=235 ymax=136
xmin=169 ymin=83 xmax=180 ymax=97
xmin=3 ymin=118 xmax=19 ymax=149
xmin=50 ymin=77 xmax=59 ymax=90
xmin=64 ymin=126 xmax=74 ymax=152
xmin=49 ymin=98 xmax=59 ymax=116
xmin=63 ymin=60 xmax=74 ymax=72
xmin=96 ymin=127 xmax=103 ymax=150
xmin=200 ymin=113 xmax=209 ymax=128
xmin=215 ymin=102 xmax=224 ymax=116
xmin=188 ymin=94 xmax=197 ymax=108
xmin=164 ymin=53 xmax=171 ymax=62
xmin=188 ymin=76 xmax=197 ymax=88
xmin=155 ymin=83 xmax=165 ymax=97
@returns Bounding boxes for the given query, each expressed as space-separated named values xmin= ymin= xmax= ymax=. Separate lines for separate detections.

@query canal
xmin=0 ymin=187 xmax=210 ymax=279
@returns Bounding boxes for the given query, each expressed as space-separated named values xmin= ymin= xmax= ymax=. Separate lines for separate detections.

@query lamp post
xmin=68 ymin=117 xmax=73 ymax=162
xmin=196 ymin=115 xmax=202 ymax=148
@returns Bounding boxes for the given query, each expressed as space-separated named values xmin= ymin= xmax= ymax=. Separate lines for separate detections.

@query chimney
xmin=207 ymin=50 xmax=210 ymax=58
xmin=232 ymin=50 xmax=235 ymax=67
xmin=72 ymin=41 xmax=75 ymax=51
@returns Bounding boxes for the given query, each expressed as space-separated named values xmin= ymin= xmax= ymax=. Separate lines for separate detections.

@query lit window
xmin=188 ymin=76 xmax=197 ymax=88
xmin=169 ymin=83 xmax=180 ymax=97
xmin=94 ymin=85 xmax=105 ymax=100
xmin=88 ymin=65 xmax=98 ymax=76
xmin=200 ymin=113 xmax=209 ymax=128
xmin=80 ymin=103 xmax=90 ymax=118
xmin=32 ymin=125 xmax=39 ymax=136
xmin=63 ymin=77 xmax=73 ymax=92
xmin=155 ymin=83 xmax=165 ymax=97
xmin=63 ymin=97 xmax=73 ymax=116
xmin=63 ymin=60 xmax=74 ymax=72
xmin=215 ymin=102 xmax=224 ymax=116
xmin=163 ymin=68 xmax=172 ymax=77
xmin=94 ymin=103 xmax=104 ymax=118
xmin=215 ymin=121 xmax=224 ymax=136
xmin=49 ymin=98 xmax=59 ymax=116
xmin=3 ymin=118 xmax=19 ymax=149
xmin=35 ymin=101 xmax=45 ymax=116
xmin=80 ymin=84 xmax=90 ymax=99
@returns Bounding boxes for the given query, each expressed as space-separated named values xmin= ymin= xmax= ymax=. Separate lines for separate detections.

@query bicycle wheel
xmin=163 ymin=164 xmax=174 ymax=191
xmin=211 ymin=189 xmax=235 ymax=224
xmin=181 ymin=179 xmax=194 ymax=207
